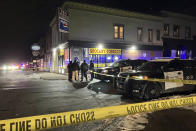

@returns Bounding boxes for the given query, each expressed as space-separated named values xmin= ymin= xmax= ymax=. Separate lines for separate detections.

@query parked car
xmin=94 ymin=59 xmax=147 ymax=82
xmin=117 ymin=59 xmax=196 ymax=100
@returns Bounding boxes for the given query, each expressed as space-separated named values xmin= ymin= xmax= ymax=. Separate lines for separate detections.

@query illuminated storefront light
xmin=129 ymin=45 xmax=137 ymax=50
xmin=97 ymin=43 xmax=103 ymax=50
xmin=52 ymin=48 xmax=57 ymax=53
xmin=107 ymin=57 xmax=111 ymax=60
xmin=58 ymin=42 xmax=67 ymax=49
xmin=114 ymin=56 xmax=119 ymax=60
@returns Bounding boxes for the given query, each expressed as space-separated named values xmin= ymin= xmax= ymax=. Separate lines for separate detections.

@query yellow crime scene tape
xmin=0 ymin=96 xmax=196 ymax=131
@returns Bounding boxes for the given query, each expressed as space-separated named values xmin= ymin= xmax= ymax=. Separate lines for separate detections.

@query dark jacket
xmin=67 ymin=62 xmax=72 ymax=72
xmin=81 ymin=62 xmax=88 ymax=72
xmin=89 ymin=62 xmax=94 ymax=70
xmin=72 ymin=62 xmax=79 ymax=71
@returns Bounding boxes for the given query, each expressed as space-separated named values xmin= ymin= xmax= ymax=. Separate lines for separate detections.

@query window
xmin=156 ymin=30 xmax=160 ymax=41
xmin=114 ymin=24 xmax=124 ymax=39
xmin=163 ymin=24 xmax=169 ymax=36
xmin=173 ymin=25 xmax=180 ymax=37
xmin=137 ymin=28 xmax=143 ymax=41
xmin=114 ymin=26 xmax=118 ymax=39
xmin=185 ymin=27 xmax=191 ymax=39
xmin=148 ymin=29 xmax=153 ymax=42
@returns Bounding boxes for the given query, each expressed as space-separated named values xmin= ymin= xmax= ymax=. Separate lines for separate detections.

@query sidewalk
xmin=38 ymin=72 xmax=67 ymax=80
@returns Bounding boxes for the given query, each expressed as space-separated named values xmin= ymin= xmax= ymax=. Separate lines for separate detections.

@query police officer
xmin=67 ymin=61 xmax=72 ymax=82
xmin=80 ymin=60 xmax=88 ymax=82
xmin=89 ymin=60 xmax=94 ymax=81
xmin=72 ymin=60 xmax=79 ymax=81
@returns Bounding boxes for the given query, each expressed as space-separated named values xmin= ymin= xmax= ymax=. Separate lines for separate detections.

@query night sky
xmin=0 ymin=0 xmax=196 ymax=64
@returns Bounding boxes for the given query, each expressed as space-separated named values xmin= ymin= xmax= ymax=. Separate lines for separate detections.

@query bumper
xmin=116 ymin=77 xmax=127 ymax=94
xmin=116 ymin=78 xmax=144 ymax=98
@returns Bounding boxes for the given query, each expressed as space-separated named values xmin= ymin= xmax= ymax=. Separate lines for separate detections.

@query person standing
xmin=72 ymin=60 xmax=79 ymax=81
xmin=67 ymin=61 xmax=72 ymax=81
xmin=89 ymin=60 xmax=94 ymax=81
xmin=76 ymin=60 xmax=80 ymax=80
xmin=80 ymin=60 xmax=88 ymax=82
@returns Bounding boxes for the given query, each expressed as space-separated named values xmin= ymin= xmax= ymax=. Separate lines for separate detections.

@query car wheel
xmin=143 ymin=83 xmax=161 ymax=100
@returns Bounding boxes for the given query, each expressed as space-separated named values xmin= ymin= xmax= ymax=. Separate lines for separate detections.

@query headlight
xmin=102 ymin=70 xmax=108 ymax=74
xmin=117 ymin=74 xmax=120 ymax=77
xmin=132 ymin=76 xmax=148 ymax=80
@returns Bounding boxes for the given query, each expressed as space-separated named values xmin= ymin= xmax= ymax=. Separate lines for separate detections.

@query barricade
xmin=0 ymin=96 xmax=195 ymax=131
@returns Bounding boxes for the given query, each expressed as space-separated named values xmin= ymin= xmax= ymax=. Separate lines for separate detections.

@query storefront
xmin=88 ymin=48 xmax=122 ymax=68
xmin=57 ymin=48 xmax=70 ymax=74
xmin=163 ymin=38 xmax=196 ymax=59
xmin=67 ymin=40 xmax=163 ymax=68
xmin=122 ymin=49 xmax=163 ymax=60
xmin=68 ymin=46 xmax=162 ymax=68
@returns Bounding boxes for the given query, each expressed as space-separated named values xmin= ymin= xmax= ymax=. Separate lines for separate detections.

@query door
xmin=163 ymin=60 xmax=184 ymax=90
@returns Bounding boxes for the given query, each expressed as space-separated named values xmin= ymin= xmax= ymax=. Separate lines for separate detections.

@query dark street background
xmin=0 ymin=0 xmax=196 ymax=64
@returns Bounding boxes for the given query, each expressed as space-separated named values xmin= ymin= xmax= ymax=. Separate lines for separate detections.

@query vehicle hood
xmin=118 ymin=70 xmax=150 ymax=77
xmin=94 ymin=67 xmax=113 ymax=72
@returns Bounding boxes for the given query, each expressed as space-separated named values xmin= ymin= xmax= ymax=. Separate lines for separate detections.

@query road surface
xmin=1 ymin=70 xmax=196 ymax=131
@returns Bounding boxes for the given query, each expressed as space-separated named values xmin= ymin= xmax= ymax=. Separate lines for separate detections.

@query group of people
xmin=67 ymin=60 xmax=94 ymax=82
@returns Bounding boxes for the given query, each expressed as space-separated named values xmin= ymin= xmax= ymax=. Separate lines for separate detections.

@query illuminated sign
xmin=59 ymin=49 xmax=64 ymax=56
xmin=58 ymin=8 xmax=69 ymax=33
xmin=59 ymin=18 xmax=69 ymax=33
xmin=89 ymin=48 xmax=121 ymax=55
xmin=31 ymin=43 xmax=40 ymax=51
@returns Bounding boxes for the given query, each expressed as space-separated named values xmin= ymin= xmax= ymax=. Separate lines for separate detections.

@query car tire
xmin=143 ymin=83 xmax=161 ymax=100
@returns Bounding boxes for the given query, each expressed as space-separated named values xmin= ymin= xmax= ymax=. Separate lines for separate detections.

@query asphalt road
xmin=0 ymin=70 xmax=133 ymax=130
xmin=1 ymin=70 xmax=196 ymax=131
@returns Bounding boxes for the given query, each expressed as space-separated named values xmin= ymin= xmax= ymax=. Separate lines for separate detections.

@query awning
xmin=68 ymin=40 xmax=163 ymax=51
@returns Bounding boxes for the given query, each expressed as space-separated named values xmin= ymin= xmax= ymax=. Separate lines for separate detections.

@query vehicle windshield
xmin=137 ymin=61 xmax=168 ymax=71
xmin=109 ymin=61 xmax=119 ymax=68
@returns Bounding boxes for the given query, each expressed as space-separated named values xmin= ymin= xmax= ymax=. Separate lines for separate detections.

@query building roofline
xmin=161 ymin=10 xmax=196 ymax=21
xmin=49 ymin=16 xmax=56 ymax=27
xmin=62 ymin=1 xmax=163 ymax=22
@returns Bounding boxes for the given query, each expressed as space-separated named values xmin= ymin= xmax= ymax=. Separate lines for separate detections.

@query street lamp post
xmin=31 ymin=43 xmax=41 ymax=71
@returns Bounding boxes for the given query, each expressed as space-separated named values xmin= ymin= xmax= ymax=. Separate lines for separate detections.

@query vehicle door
xmin=120 ymin=60 xmax=132 ymax=72
xmin=163 ymin=60 xmax=184 ymax=90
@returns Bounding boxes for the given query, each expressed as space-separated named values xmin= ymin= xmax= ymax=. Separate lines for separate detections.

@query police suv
xmin=117 ymin=59 xmax=196 ymax=100
xmin=94 ymin=59 xmax=147 ymax=82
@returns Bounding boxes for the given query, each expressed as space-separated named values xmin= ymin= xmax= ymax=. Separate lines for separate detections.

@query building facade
xmin=42 ymin=2 xmax=196 ymax=73
xmin=161 ymin=11 xmax=196 ymax=59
